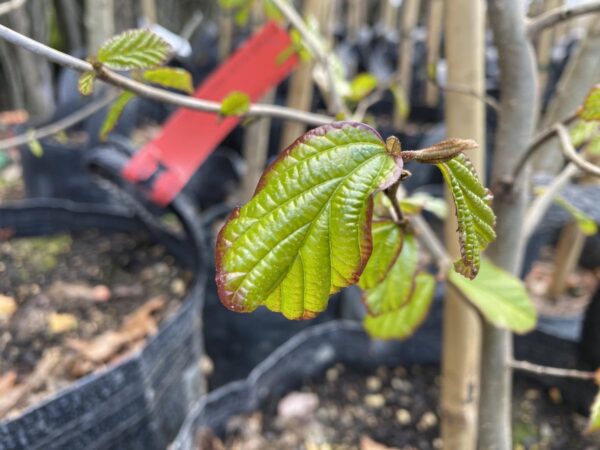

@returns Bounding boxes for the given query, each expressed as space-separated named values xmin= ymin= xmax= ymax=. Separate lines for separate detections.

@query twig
xmin=0 ymin=24 xmax=334 ymax=127
xmin=523 ymin=162 xmax=580 ymax=240
xmin=508 ymin=110 xmax=578 ymax=183
xmin=411 ymin=214 xmax=452 ymax=275
xmin=427 ymin=78 xmax=500 ymax=112
xmin=0 ymin=91 xmax=118 ymax=151
xmin=510 ymin=359 xmax=597 ymax=381
xmin=384 ymin=181 xmax=405 ymax=225
xmin=270 ymin=0 xmax=349 ymax=116
xmin=555 ymin=122 xmax=600 ymax=177
xmin=0 ymin=0 xmax=26 ymax=17
xmin=527 ymin=0 xmax=600 ymax=37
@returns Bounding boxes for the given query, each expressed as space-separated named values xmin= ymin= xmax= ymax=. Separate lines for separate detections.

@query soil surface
xmin=0 ymin=230 xmax=192 ymax=419
xmin=198 ymin=364 xmax=600 ymax=450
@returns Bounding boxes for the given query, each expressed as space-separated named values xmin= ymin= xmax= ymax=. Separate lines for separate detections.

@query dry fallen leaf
xmin=48 ymin=312 xmax=78 ymax=334
xmin=67 ymin=297 xmax=165 ymax=366
xmin=360 ymin=435 xmax=401 ymax=450
xmin=0 ymin=294 xmax=17 ymax=318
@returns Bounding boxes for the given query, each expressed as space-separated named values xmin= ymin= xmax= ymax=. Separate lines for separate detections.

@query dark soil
xmin=199 ymin=364 xmax=600 ymax=450
xmin=0 ymin=230 xmax=192 ymax=419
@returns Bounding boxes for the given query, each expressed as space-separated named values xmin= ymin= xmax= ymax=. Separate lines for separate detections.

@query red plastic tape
xmin=122 ymin=21 xmax=298 ymax=205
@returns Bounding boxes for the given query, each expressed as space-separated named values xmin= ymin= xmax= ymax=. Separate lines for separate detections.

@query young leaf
xmin=216 ymin=122 xmax=403 ymax=319
xmin=448 ymin=258 xmax=537 ymax=334
xmin=363 ymin=273 xmax=436 ymax=340
xmin=78 ymin=72 xmax=95 ymax=96
xmin=587 ymin=389 xmax=600 ymax=433
xmin=264 ymin=0 xmax=284 ymax=21
xmin=26 ymin=130 xmax=43 ymax=157
xmin=99 ymin=91 xmax=135 ymax=140
xmin=587 ymin=136 xmax=600 ymax=156
xmin=98 ymin=29 xmax=171 ymax=70
xmin=362 ymin=233 xmax=419 ymax=315
xmin=580 ymin=85 xmax=600 ymax=122
xmin=400 ymin=192 xmax=448 ymax=219
xmin=437 ymin=153 xmax=496 ymax=279
xmin=220 ymin=91 xmax=251 ymax=116
xmin=390 ymin=85 xmax=410 ymax=121
xmin=553 ymin=194 xmax=598 ymax=236
xmin=357 ymin=220 xmax=404 ymax=291
xmin=142 ymin=67 xmax=194 ymax=94
xmin=570 ymin=121 xmax=598 ymax=147
xmin=348 ymin=73 xmax=378 ymax=102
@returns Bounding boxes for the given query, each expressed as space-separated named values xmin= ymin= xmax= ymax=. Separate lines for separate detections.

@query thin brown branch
xmin=527 ymin=0 xmax=600 ymax=37
xmin=555 ymin=122 xmax=600 ymax=177
xmin=507 ymin=110 xmax=578 ymax=184
xmin=510 ymin=359 xmax=597 ymax=381
xmin=411 ymin=214 xmax=452 ymax=277
xmin=0 ymin=0 xmax=26 ymax=17
xmin=427 ymin=78 xmax=500 ymax=112
xmin=0 ymin=91 xmax=118 ymax=151
xmin=0 ymin=24 xmax=334 ymax=127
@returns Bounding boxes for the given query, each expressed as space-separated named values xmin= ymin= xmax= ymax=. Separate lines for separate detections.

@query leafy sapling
xmin=215 ymin=121 xmax=537 ymax=340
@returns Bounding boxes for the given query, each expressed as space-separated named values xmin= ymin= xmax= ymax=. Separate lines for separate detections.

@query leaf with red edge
xmin=215 ymin=122 xmax=403 ymax=319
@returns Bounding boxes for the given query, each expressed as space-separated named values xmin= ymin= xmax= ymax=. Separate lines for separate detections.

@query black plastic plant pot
xmin=0 ymin=197 xmax=207 ymax=450
xmin=171 ymin=309 xmax=444 ymax=450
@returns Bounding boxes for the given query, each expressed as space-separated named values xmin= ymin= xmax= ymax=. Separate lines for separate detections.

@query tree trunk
xmin=480 ymin=1 xmax=538 ymax=449
xmin=440 ymin=0 xmax=485 ymax=449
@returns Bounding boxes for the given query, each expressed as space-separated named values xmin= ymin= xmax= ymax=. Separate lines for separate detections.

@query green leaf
xmin=390 ymin=85 xmax=410 ymax=121
xmin=26 ymin=130 xmax=43 ymax=157
xmin=98 ymin=28 xmax=171 ymax=70
xmin=587 ymin=136 xmax=600 ymax=156
xmin=553 ymin=195 xmax=598 ymax=236
xmin=400 ymin=192 xmax=448 ymax=219
xmin=580 ymin=85 xmax=600 ymax=122
xmin=570 ymin=121 xmax=598 ymax=147
xmin=357 ymin=220 xmax=404 ymax=291
xmin=234 ymin=3 xmax=252 ymax=25
xmin=216 ymin=122 xmax=403 ymax=319
xmin=448 ymin=258 xmax=537 ymax=333
xmin=264 ymin=0 xmax=284 ymax=21
xmin=78 ymin=72 xmax=95 ymax=96
xmin=348 ymin=73 xmax=378 ymax=102
xmin=362 ymin=233 xmax=419 ymax=315
xmin=364 ymin=273 xmax=436 ymax=340
xmin=220 ymin=91 xmax=251 ymax=116
xmin=142 ymin=67 xmax=193 ymax=94
xmin=218 ymin=0 xmax=248 ymax=9
xmin=99 ymin=91 xmax=135 ymax=140
xmin=437 ymin=153 xmax=496 ymax=279
xmin=587 ymin=389 xmax=600 ymax=433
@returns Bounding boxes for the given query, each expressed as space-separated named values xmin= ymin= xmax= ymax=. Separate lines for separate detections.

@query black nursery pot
xmin=171 ymin=302 xmax=444 ymax=450
xmin=0 ymin=197 xmax=207 ymax=450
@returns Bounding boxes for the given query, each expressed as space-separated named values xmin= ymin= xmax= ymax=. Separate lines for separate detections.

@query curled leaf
xmin=364 ymin=273 xmax=436 ymax=340
xmin=216 ymin=122 xmax=403 ymax=319
xmin=98 ymin=28 xmax=171 ymax=70
xmin=142 ymin=67 xmax=193 ymax=94
xmin=438 ymin=153 xmax=496 ymax=279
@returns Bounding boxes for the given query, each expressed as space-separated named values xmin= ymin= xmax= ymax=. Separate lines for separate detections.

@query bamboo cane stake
xmin=424 ymin=0 xmax=443 ymax=107
xmin=380 ymin=0 xmax=400 ymax=35
xmin=440 ymin=0 xmax=485 ymax=448
xmin=536 ymin=0 xmax=561 ymax=106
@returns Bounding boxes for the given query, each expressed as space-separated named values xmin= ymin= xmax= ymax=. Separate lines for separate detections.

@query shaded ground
xmin=199 ymin=364 xmax=600 ymax=450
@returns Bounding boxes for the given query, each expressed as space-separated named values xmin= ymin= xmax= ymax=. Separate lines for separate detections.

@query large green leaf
xmin=98 ymin=29 xmax=171 ymax=70
xmin=437 ymin=153 xmax=496 ymax=279
xmin=216 ymin=122 xmax=403 ymax=319
xmin=363 ymin=273 xmax=436 ymax=340
xmin=357 ymin=220 xmax=404 ymax=290
xmin=362 ymin=233 xmax=419 ymax=315
xmin=580 ymin=85 xmax=600 ymax=122
xmin=142 ymin=67 xmax=193 ymax=94
xmin=99 ymin=91 xmax=135 ymax=140
xmin=448 ymin=258 xmax=537 ymax=334
xmin=588 ymin=389 xmax=600 ymax=433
